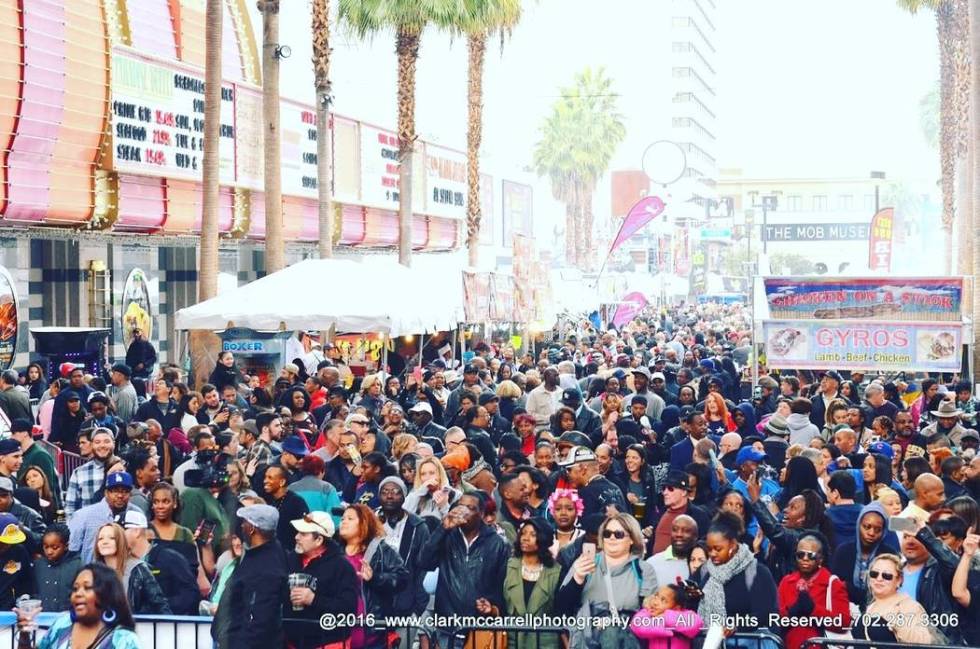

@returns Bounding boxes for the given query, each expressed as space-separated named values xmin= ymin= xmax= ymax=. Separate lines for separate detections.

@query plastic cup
xmin=18 ymin=598 xmax=41 ymax=632
xmin=288 ymin=573 xmax=312 ymax=611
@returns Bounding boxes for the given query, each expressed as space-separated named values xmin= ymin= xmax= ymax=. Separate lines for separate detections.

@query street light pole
xmin=871 ymin=171 xmax=886 ymax=213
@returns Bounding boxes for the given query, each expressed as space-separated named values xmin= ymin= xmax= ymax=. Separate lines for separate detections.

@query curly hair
xmin=547 ymin=488 xmax=584 ymax=519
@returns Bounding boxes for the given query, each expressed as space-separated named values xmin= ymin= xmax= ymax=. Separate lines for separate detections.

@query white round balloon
xmin=641 ymin=141 xmax=687 ymax=186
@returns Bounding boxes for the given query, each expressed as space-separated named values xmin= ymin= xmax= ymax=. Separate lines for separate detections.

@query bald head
xmin=719 ymin=432 xmax=742 ymax=456
xmin=914 ymin=473 xmax=946 ymax=512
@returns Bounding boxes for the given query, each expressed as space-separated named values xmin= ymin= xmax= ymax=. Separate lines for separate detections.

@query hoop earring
xmin=101 ymin=609 xmax=117 ymax=625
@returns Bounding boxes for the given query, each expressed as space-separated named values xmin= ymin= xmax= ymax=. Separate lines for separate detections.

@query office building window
xmin=812 ymin=195 xmax=827 ymax=211
xmin=838 ymin=194 xmax=853 ymax=210
xmin=787 ymin=195 xmax=802 ymax=212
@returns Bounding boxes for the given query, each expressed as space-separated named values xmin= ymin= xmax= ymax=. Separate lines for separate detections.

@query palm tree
xmin=199 ymin=0 xmax=222 ymax=302
xmin=456 ymin=0 xmax=522 ymax=268
xmin=533 ymin=67 xmax=625 ymax=270
xmin=339 ymin=0 xmax=460 ymax=267
xmin=260 ymin=0 xmax=285 ymax=273
xmin=897 ymin=0 xmax=971 ymax=274
xmin=191 ymin=0 xmax=224 ymax=387
xmin=312 ymin=0 xmax=333 ymax=258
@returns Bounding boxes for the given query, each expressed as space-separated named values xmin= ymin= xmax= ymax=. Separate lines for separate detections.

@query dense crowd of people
xmin=4 ymin=310 xmax=980 ymax=648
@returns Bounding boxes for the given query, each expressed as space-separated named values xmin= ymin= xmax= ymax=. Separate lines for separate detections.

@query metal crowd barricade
xmin=59 ymin=449 xmax=86 ymax=492
xmin=0 ymin=613 xmax=213 ymax=649
xmin=806 ymin=638 xmax=963 ymax=649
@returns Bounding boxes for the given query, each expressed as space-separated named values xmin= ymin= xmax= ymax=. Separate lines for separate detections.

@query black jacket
xmin=750 ymin=500 xmax=821 ymax=584
xmin=419 ymin=523 xmax=511 ymax=617
xmin=134 ymin=398 xmax=180 ymax=432
xmin=829 ymin=539 xmax=899 ymax=607
xmin=575 ymin=407 xmax=602 ymax=447
xmin=914 ymin=525 xmax=966 ymax=644
xmin=465 ymin=427 xmax=498 ymax=469
xmin=0 ymin=543 xmax=33 ymax=609
xmin=284 ymin=540 xmax=358 ymax=647
xmin=146 ymin=543 xmax=200 ymax=615
xmin=618 ymin=468 xmax=658 ymax=528
xmin=693 ymin=558 xmax=779 ymax=634
xmin=269 ymin=491 xmax=310 ymax=551
xmin=225 ymin=540 xmax=288 ymax=649
xmin=127 ymin=560 xmax=172 ymax=614
xmin=363 ymin=537 xmax=409 ymax=619
xmin=208 ymin=364 xmax=245 ymax=392
xmin=126 ymin=339 xmax=158 ymax=377
xmin=578 ymin=475 xmax=628 ymax=518
xmin=384 ymin=511 xmax=431 ymax=615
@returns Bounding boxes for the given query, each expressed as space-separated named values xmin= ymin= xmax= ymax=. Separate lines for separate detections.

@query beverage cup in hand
xmin=288 ymin=573 xmax=312 ymax=611
xmin=17 ymin=598 xmax=42 ymax=633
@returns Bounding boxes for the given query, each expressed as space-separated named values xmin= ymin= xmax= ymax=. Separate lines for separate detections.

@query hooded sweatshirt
xmin=734 ymin=402 xmax=757 ymax=438
xmin=786 ymin=412 xmax=820 ymax=446
xmin=829 ymin=501 xmax=899 ymax=606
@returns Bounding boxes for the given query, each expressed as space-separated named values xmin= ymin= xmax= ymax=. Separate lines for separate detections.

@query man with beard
xmin=64 ymin=428 xmax=116 ymax=517
xmin=645 ymin=514 xmax=698 ymax=585
xmin=922 ymin=401 xmax=973 ymax=447
xmin=964 ymin=455 xmax=980 ymax=500
xmin=626 ymin=367 xmax=665 ymax=422
xmin=68 ymin=471 xmax=141 ymax=562
xmin=892 ymin=411 xmax=929 ymax=455
xmin=495 ymin=472 xmax=531 ymax=543
xmin=283 ymin=511 xmax=357 ymax=649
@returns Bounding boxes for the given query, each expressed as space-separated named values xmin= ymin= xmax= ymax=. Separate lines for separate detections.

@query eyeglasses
xmin=351 ymin=420 xmax=369 ymax=426
xmin=602 ymin=529 xmax=627 ymax=540
xmin=868 ymin=570 xmax=896 ymax=581
xmin=795 ymin=550 xmax=819 ymax=561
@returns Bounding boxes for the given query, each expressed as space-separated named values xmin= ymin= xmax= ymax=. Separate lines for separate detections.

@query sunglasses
xmin=868 ymin=570 xmax=896 ymax=581
xmin=351 ymin=420 xmax=370 ymax=426
xmin=602 ymin=529 xmax=627 ymax=540
xmin=302 ymin=513 xmax=332 ymax=537
xmin=662 ymin=485 xmax=685 ymax=492
xmin=795 ymin=550 xmax=819 ymax=561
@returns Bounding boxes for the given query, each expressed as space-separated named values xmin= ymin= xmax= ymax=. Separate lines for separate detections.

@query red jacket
xmin=777 ymin=567 xmax=851 ymax=649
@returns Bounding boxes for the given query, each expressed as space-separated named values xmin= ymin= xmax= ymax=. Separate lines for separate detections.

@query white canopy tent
xmin=174 ymin=257 xmax=465 ymax=335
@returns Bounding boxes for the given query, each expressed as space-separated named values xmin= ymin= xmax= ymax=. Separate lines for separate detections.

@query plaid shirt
xmin=244 ymin=439 xmax=274 ymax=469
xmin=64 ymin=459 xmax=105 ymax=518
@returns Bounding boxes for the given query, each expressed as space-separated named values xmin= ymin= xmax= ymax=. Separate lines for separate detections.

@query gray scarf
xmin=697 ymin=543 xmax=755 ymax=626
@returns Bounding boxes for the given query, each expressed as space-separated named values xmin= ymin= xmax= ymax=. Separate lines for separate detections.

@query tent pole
xmin=382 ymin=333 xmax=388 ymax=376
xmin=418 ymin=333 xmax=424 ymax=371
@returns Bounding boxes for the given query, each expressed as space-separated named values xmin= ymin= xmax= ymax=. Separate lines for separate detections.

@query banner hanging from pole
xmin=610 ymin=196 xmax=666 ymax=252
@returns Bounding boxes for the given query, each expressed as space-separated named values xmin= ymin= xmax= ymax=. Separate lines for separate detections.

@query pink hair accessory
xmin=547 ymin=488 xmax=584 ymax=518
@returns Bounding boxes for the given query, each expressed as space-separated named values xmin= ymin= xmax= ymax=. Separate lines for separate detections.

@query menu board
xmin=110 ymin=49 xmax=236 ymax=182
xmin=424 ymin=144 xmax=466 ymax=219
xmin=360 ymin=124 xmax=401 ymax=208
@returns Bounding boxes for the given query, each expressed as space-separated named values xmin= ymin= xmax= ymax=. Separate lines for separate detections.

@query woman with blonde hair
xmin=875 ymin=487 xmax=903 ymax=517
xmin=496 ymin=379 xmax=523 ymax=421
xmin=93 ymin=523 xmax=171 ymax=614
xmin=403 ymin=455 xmax=460 ymax=520
xmin=390 ymin=433 xmax=418 ymax=461
xmin=852 ymin=553 xmax=931 ymax=644
xmin=357 ymin=373 xmax=386 ymax=420
xmin=557 ymin=512 xmax=656 ymax=648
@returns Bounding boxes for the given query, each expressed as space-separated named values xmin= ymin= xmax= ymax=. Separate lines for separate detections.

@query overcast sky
xmin=252 ymin=0 xmax=939 ymax=238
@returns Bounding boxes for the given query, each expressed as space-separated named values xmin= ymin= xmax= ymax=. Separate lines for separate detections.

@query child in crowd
xmin=630 ymin=583 xmax=704 ymax=649
xmin=34 ymin=524 xmax=82 ymax=612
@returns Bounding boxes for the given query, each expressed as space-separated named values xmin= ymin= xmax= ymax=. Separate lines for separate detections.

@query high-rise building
xmin=670 ymin=0 xmax=719 ymax=203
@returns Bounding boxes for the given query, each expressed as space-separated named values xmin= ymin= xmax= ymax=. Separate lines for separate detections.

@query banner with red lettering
xmin=763 ymin=277 xmax=963 ymax=322
xmin=868 ymin=208 xmax=894 ymax=272
xmin=762 ymin=320 xmax=962 ymax=372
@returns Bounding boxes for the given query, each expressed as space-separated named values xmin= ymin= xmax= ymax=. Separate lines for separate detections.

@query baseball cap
xmin=651 ymin=372 xmax=666 ymax=382
xmin=292 ymin=511 xmax=335 ymax=537
xmin=478 ymin=392 xmax=499 ymax=406
xmin=558 ymin=446 xmax=597 ymax=467
xmin=0 ymin=439 xmax=19 ymax=456
xmin=64 ymin=391 xmax=81 ymax=402
xmin=463 ymin=363 xmax=479 ymax=374
xmin=241 ymin=419 xmax=259 ymax=436
xmin=237 ymin=504 xmax=279 ymax=532
xmin=409 ymin=401 xmax=432 ymax=415
xmin=10 ymin=418 xmax=32 ymax=434
xmin=662 ymin=470 xmax=690 ymax=490
xmin=105 ymin=472 xmax=134 ymax=490
xmin=561 ymin=387 xmax=583 ymax=404
xmin=556 ymin=431 xmax=592 ymax=448
xmin=0 ymin=476 xmax=13 ymax=493
xmin=120 ymin=510 xmax=148 ymax=529
xmin=824 ymin=370 xmax=843 ymax=383
xmin=736 ymin=447 xmax=767 ymax=466
xmin=631 ymin=366 xmax=651 ymax=379
xmin=868 ymin=441 xmax=895 ymax=459
xmin=0 ymin=513 xmax=25 ymax=544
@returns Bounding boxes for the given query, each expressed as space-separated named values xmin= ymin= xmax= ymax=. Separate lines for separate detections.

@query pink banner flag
xmin=611 ymin=292 xmax=649 ymax=329
xmin=610 ymin=196 xmax=666 ymax=252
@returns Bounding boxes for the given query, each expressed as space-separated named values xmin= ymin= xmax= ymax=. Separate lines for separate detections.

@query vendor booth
xmin=754 ymin=276 xmax=972 ymax=382
xmin=31 ymin=327 xmax=111 ymax=381
xmin=175 ymin=257 xmax=466 ymax=381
